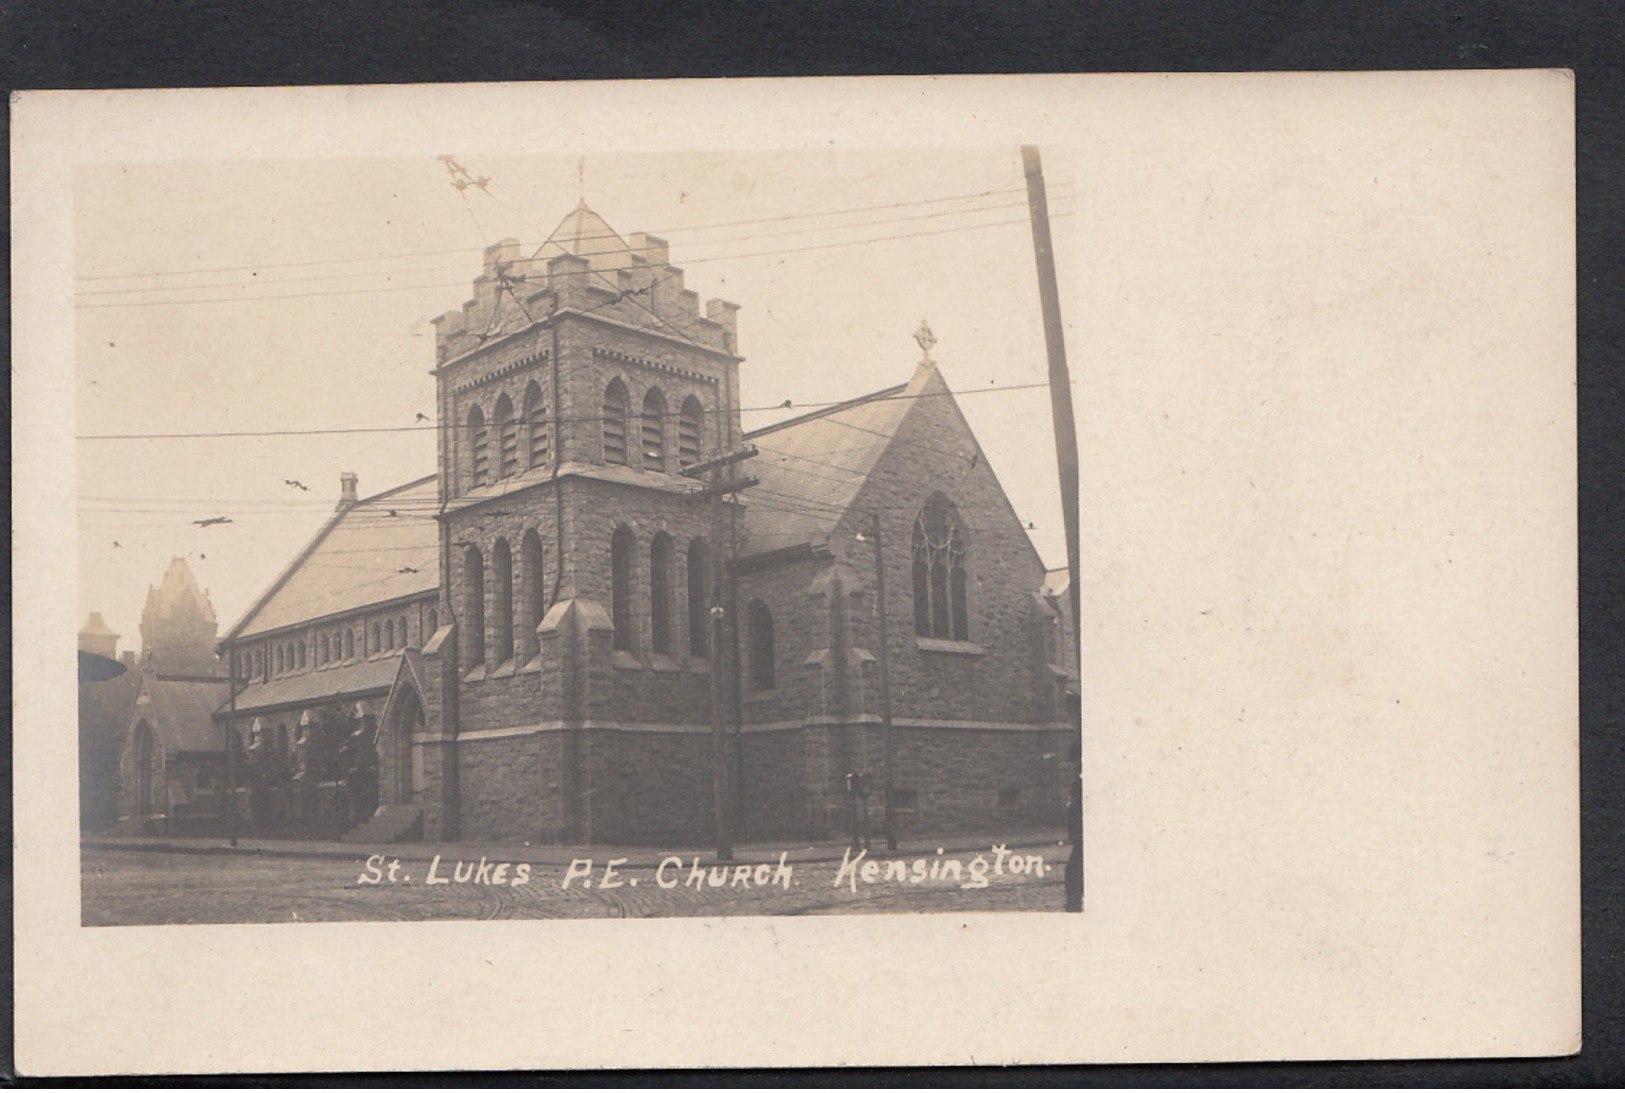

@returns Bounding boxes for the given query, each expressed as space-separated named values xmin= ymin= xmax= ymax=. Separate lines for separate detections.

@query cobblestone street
xmin=82 ymin=838 xmax=1074 ymax=925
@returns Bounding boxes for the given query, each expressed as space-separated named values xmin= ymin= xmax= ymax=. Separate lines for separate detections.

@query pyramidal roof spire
xmin=534 ymin=200 xmax=629 ymax=274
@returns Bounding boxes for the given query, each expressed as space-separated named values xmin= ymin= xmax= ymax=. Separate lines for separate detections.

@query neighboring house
xmin=216 ymin=201 xmax=1074 ymax=844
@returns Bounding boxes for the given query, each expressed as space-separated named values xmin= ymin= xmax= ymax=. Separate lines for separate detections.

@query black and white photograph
xmin=13 ymin=71 xmax=1579 ymax=1074
xmin=73 ymin=145 xmax=1082 ymax=924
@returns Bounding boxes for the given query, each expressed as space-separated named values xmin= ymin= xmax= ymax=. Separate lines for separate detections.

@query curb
xmin=82 ymin=833 xmax=1072 ymax=870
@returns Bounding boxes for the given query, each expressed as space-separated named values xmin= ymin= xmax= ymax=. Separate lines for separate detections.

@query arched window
xmin=610 ymin=526 xmax=635 ymax=652
xmin=687 ymin=537 xmax=710 ymax=659
xmin=274 ymin=723 xmax=290 ymax=775
xmin=297 ymin=639 xmax=306 ymax=668
xmin=912 ymin=494 xmax=969 ymax=641
xmin=678 ymin=395 xmax=703 ymax=468
xmin=275 ymin=646 xmax=285 ymax=674
xmin=398 ymin=616 xmax=409 ymax=648
xmin=649 ymin=532 xmax=673 ymax=655
xmin=748 ymin=600 xmax=775 ymax=690
xmin=319 ymin=635 xmax=329 ymax=664
xmin=602 ymin=379 xmax=629 ymax=465
xmin=642 ymin=388 xmax=667 ymax=471
xmin=385 ymin=619 xmax=394 ymax=649
xmin=463 ymin=544 xmax=486 ymax=668
xmin=344 ymin=629 xmax=355 ymax=659
xmin=521 ymin=529 xmax=545 ymax=659
xmin=426 ymin=607 xmax=439 ymax=637
xmin=524 ymin=381 xmax=549 ymax=470
xmin=371 ymin=623 xmax=381 ymax=653
xmin=468 ymin=404 xmax=490 ymax=488
xmin=253 ymin=648 xmax=263 ymax=675
xmin=494 ymin=393 xmax=518 ymax=479
xmin=492 ymin=538 xmax=514 ymax=664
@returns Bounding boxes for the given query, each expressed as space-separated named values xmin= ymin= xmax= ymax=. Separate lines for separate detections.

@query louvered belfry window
xmin=524 ymin=381 xmax=549 ymax=469
xmin=495 ymin=394 xmax=518 ymax=479
xmin=469 ymin=405 xmax=490 ymax=488
xmin=642 ymin=388 xmax=667 ymax=471
xmin=678 ymin=396 xmax=703 ymax=468
xmin=603 ymin=380 xmax=629 ymax=465
xmin=912 ymin=494 xmax=970 ymax=641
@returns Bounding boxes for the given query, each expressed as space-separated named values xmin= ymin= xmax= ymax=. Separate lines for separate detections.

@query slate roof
xmin=79 ymin=669 xmax=140 ymax=742
xmin=139 ymin=676 xmax=232 ymax=754
xmin=739 ymin=362 xmax=931 ymax=557
xmin=227 ymin=475 xmax=438 ymax=639
xmin=226 ymin=657 xmax=404 ymax=717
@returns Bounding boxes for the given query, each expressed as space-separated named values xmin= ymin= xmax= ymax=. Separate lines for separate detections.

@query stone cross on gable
xmin=914 ymin=320 xmax=937 ymax=363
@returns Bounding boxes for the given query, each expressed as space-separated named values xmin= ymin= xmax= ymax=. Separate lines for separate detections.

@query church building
xmin=218 ymin=202 xmax=1074 ymax=844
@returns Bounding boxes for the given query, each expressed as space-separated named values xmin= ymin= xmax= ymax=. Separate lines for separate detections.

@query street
xmin=81 ymin=840 xmax=1073 ymax=925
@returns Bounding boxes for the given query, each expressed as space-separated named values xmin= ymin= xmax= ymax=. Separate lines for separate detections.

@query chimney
xmin=339 ymin=472 xmax=359 ymax=506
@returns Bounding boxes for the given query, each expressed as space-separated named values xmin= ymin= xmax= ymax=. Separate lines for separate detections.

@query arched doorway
xmin=133 ymin=720 xmax=155 ymax=818
xmin=380 ymin=686 xmax=426 ymax=806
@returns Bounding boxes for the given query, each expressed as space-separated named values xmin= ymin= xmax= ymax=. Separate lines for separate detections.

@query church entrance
xmin=381 ymin=686 xmax=426 ymax=806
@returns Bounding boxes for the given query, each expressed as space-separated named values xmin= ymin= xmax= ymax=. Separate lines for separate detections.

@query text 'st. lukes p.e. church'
xmin=98 ymin=201 xmax=1077 ymax=846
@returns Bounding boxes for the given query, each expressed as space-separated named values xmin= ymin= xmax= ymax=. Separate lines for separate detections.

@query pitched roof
xmin=1043 ymin=567 xmax=1070 ymax=597
xmin=227 ymin=476 xmax=438 ymax=639
xmin=533 ymin=201 xmax=631 ymax=278
xmin=740 ymin=362 xmax=932 ymax=556
xmin=226 ymin=656 xmax=404 ymax=717
xmin=139 ymin=675 xmax=232 ymax=754
xmin=79 ymin=669 xmax=140 ymax=742
xmin=144 ymin=557 xmax=216 ymax=624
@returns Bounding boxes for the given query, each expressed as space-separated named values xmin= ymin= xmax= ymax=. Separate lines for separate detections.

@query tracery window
xmin=911 ymin=494 xmax=970 ymax=641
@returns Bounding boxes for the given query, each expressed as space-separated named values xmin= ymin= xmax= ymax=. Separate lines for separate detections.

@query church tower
xmin=137 ymin=557 xmax=220 ymax=675
xmin=420 ymin=201 xmax=743 ymax=842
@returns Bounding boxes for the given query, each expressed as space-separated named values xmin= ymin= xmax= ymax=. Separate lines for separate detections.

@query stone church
xmin=217 ymin=201 xmax=1075 ymax=844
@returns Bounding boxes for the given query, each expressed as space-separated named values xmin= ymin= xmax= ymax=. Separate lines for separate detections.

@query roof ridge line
xmin=744 ymin=381 xmax=911 ymax=439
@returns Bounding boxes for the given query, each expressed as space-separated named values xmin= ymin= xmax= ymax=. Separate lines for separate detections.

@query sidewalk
xmin=83 ymin=828 xmax=1072 ymax=870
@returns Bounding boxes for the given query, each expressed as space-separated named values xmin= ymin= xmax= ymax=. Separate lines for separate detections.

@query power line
xmin=77 ymin=379 xmax=1057 ymax=440
xmin=74 ymin=181 xmax=1071 ymax=285
xmin=73 ymin=211 xmax=1073 ymax=310
xmin=75 ymin=194 xmax=1068 ymax=300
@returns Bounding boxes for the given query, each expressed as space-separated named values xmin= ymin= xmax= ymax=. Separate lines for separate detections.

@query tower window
xmin=912 ymin=494 xmax=970 ymax=641
xmin=463 ymin=544 xmax=486 ymax=669
xmin=521 ymin=529 xmax=545 ymax=660
xmin=642 ymin=388 xmax=667 ymax=471
xmin=603 ymin=379 xmax=629 ymax=466
xmin=468 ymin=405 xmax=490 ymax=488
xmin=492 ymin=538 xmax=514 ymax=664
xmin=650 ymin=532 xmax=673 ymax=655
xmin=687 ymin=537 xmax=710 ymax=659
xmin=495 ymin=394 xmax=518 ymax=479
xmin=748 ymin=600 xmax=775 ymax=690
xmin=678 ymin=395 xmax=703 ymax=468
xmin=524 ymin=381 xmax=549 ymax=469
xmin=611 ymin=526 xmax=635 ymax=652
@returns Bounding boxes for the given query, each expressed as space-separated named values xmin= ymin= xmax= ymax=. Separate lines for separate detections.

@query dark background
xmin=4 ymin=1 xmax=1620 ymax=1085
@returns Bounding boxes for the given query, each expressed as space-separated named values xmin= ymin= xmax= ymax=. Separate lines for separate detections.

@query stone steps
xmin=343 ymin=803 xmax=423 ymax=844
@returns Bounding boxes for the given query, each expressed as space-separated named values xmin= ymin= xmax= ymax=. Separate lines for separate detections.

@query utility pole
xmin=158 ymin=661 xmax=243 ymax=846
xmin=860 ymin=512 xmax=899 ymax=851
xmin=683 ymin=445 xmax=758 ymax=862
xmin=1022 ymin=144 xmax=1084 ymax=913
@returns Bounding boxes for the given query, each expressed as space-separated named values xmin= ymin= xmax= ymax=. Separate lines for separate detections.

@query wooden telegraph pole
xmin=683 ymin=445 xmax=758 ymax=862
xmin=861 ymin=512 xmax=899 ymax=851
xmin=1022 ymin=144 xmax=1084 ymax=913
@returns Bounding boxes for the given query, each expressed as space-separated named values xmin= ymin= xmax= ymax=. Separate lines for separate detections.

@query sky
xmin=75 ymin=147 xmax=1076 ymax=647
